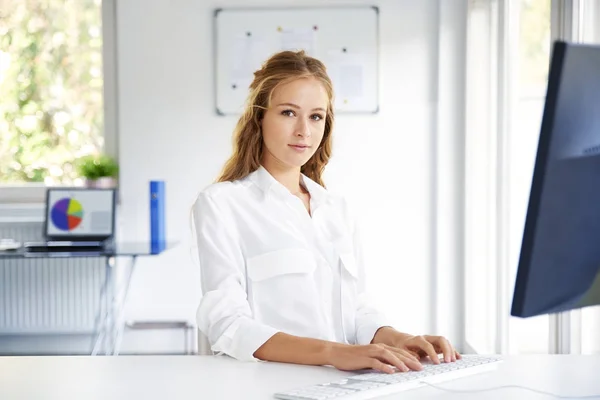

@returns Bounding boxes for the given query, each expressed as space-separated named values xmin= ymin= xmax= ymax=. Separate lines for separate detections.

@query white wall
xmin=116 ymin=0 xmax=465 ymax=353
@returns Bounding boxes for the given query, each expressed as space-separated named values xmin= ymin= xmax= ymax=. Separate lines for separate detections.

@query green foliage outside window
xmin=0 ymin=0 xmax=103 ymax=184
xmin=520 ymin=0 xmax=551 ymax=94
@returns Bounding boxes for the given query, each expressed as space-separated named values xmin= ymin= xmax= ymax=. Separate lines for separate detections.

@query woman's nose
xmin=295 ymin=119 xmax=311 ymax=137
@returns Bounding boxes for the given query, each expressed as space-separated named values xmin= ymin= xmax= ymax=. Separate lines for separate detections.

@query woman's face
xmin=260 ymin=77 xmax=329 ymax=169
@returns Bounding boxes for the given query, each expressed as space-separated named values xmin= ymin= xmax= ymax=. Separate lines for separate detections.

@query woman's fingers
xmin=391 ymin=347 xmax=423 ymax=371
xmin=430 ymin=336 xmax=454 ymax=363
xmin=455 ymin=349 xmax=462 ymax=360
xmin=414 ymin=336 xmax=440 ymax=364
xmin=448 ymin=343 xmax=459 ymax=362
xmin=377 ymin=345 xmax=422 ymax=371
xmin=407 ymin=349 xmax=421 ymax=359
xmin=399 ymin=348 xmax=420 ymax=362
xmin=428 ymin=336 xmax=461 ymax=362
xmin=370 ymin=359 xmax=395 ymax=374
xmin=365 ymin=339 xmax=463 ymax=375
xmin=371 ymin=346 xmax=409 ymax=372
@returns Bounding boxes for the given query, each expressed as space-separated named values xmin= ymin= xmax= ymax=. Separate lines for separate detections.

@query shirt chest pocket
xmin=245 ymin=249 xmax=320 ymax=329
xmin=333 ymin=234 xmax=359 ymax=282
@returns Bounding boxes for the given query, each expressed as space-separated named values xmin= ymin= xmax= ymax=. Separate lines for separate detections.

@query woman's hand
xmin=394 ymin=335 xmax=462 ymax=364
xmin=373 ymin=328 xmax=462 ymax=364
xmin=326 ymin=343 xmax=423 ymax=374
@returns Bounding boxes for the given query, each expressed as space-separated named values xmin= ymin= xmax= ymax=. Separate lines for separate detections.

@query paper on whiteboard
xmin=326 ymin=52 xmax=367 ymax=102
xmin=230 ymin=33 xmax=269 ymax=90
xmin=280 ymin=27 xmax=316 ymax=55
xmin=338 ymin=64 xmax=363 ymax=98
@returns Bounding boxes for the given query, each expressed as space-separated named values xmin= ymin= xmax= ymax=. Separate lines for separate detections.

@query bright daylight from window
xmin=0 ymin=0 xmax=103 ymax=185
xmin=508 ymin=0 xmax=551 ymax=354
xmin=579 ymin=0 xmax=600 ymax=355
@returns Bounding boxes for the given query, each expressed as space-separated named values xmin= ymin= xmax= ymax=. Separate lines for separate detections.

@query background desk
xmin=0 ymin=242 xmax=175 ymax=356
xmin=0 ymin=355 xmax=599 ymax=399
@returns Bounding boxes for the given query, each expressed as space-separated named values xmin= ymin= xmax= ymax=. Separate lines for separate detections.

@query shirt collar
xmin=247 ymin=165 xmax=333 ymax=206
xmin=300 ymin=172 xmax=332 ymax=206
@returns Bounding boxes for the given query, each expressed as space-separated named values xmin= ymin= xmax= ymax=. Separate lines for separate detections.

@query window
xmin=0 ymin=0 xmax=104 ymax=187
xmin=464 ymin=0 xmax=505 ymax=355
xmin=507 ymin=0 xmax=551 ymax=355
xmin=465 ymin=0 xmax=600 ymax=356
xmin=577 ymin=0 xmax=600 ymax=356
xmin=464 ymin=0 xmax=551 ymax=355
xmin=580 ymin=0 xmax=600 ymax=44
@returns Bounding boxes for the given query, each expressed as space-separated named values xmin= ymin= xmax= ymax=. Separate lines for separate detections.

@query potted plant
xmin=76 ymin=154 xmax=119 ymax=188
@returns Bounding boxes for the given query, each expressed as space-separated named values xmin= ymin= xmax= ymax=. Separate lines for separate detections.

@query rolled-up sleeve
xmin=355 ymin=293 xmax=390 ymax=345
xmin=193 ymin=191 xmax=279 ymax=361
xmin=346 ymin=203 xmax=390 ymax=345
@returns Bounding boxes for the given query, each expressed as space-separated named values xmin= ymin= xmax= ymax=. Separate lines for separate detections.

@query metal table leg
xmin=110 ymin=255 xmax=137 ymax=355
xmin=91 ymin=257 xmax=114 ymax=356
xmin=91 ymin=255 xmax=136 ymax=356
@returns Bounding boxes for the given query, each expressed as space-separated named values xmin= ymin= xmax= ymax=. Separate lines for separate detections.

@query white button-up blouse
xmin=192 ymin=166 xmax=388 ymax=361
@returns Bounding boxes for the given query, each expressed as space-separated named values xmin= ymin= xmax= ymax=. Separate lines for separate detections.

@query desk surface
xmin=0 ymin=241 xmax=177 ymax=259
xmin=0 ymin=355 xmax=598 ymax=399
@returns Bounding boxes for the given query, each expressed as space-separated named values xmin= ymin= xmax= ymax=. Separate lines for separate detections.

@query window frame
xmin=0 ymin=0 xmax=119 ymax=205
xmin=465 ymin=0 xmax=598 ymax=356
xmin=464 ymin=0 xmax=516 ymax=355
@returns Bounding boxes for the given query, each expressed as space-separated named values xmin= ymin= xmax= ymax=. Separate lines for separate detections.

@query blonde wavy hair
xmin=216 ymin=50 xmax=335 ymax=187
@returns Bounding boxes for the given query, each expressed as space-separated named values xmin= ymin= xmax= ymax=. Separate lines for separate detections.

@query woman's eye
xmin=281 ymin=110 xmax=295 ymax=117
xmin=311 ymin=114 xmax=324 ymax=121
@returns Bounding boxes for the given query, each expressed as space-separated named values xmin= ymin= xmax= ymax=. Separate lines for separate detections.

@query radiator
xmin=0 ymin=221 xmax=105 ymax=334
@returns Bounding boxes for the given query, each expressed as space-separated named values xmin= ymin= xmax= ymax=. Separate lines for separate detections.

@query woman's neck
xmin=262 ymin=158 xmax=303 ymax=195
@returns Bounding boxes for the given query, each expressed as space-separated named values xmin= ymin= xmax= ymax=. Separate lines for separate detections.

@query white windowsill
xmin=0 ymin=184 xmax=47 ymax=205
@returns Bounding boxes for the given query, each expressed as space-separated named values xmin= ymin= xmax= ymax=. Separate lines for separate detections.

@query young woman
xmin=192 ymin=50 xmax=460 ymax=374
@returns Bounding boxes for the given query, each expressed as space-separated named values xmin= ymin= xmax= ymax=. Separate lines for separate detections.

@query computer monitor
xmin=511 ymin=41 xmax=600 ymax=318
xmin=44 ymin=187 xmax=116 ymax=242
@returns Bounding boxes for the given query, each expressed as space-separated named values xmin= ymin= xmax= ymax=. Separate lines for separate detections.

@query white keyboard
xmin=273 ymin=355 xmax=502 ymax=400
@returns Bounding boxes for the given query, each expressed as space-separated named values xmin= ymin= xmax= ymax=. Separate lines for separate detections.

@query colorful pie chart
xmin=51 ymin=198 xmax=84 ymax=231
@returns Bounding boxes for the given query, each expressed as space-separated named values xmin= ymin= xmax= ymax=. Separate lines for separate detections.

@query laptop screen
xmin=45 ymin=188 xmax=116 ymax=240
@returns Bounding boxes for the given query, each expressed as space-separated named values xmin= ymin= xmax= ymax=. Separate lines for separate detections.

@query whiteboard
xmin=214 ymin=6 xmax=379 ymax=115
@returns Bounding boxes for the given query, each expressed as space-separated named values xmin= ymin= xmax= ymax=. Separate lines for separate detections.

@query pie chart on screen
xmin=51 ymin=198 xmax=84 ymax=231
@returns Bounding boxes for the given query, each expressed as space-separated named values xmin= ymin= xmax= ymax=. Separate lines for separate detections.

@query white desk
xmin=0 ymin=355 xmax=599 ymax=399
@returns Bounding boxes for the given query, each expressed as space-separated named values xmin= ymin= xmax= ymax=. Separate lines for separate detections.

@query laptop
xmin=24 ymin=188 xmax=117 ymax=253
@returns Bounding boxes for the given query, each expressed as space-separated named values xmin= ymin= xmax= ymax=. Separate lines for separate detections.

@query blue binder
xmin=150 ymin=180 xmax=165 ymax=253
